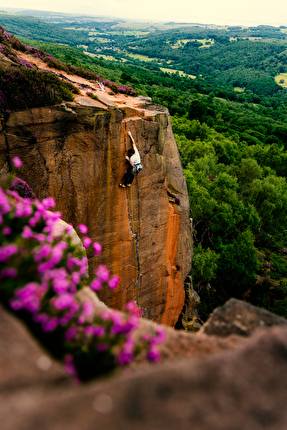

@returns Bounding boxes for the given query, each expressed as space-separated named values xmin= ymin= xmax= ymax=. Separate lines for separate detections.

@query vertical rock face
xmin=0 ymin=96 xmax=192 ymax=326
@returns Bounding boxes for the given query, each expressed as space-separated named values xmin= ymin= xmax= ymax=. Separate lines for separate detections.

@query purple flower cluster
xmin=10 ymin=177 xmax=36 ymax=200
xmin=18 ymin=59 xmax=33 ymax=69
xmin=142 ymin=325 xmax=166 ymax=363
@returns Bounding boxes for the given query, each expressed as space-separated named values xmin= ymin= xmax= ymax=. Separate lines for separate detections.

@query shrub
xmin=86 ymin=92 xmax=99 ymax=101
xmin=0 ymin=68 xmax=78 ymax=112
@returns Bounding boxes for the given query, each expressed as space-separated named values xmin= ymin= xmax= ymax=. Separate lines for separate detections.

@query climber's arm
xmin=128 ymin=131 xmax=136 ymax=149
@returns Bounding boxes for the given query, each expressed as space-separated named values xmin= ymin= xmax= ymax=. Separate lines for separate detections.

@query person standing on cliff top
xmin=119 ymin=131 xmax=142 ymax=188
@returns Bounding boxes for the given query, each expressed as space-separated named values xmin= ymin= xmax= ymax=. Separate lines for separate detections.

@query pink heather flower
xmin=83 ymin=325 xmax=105 ymax=336
xmin=65 ymin=224 xmax=73 ymax=234
xmin=59 ymin=302 xmax=80 ymax=326
xmin=3 ymin=227 xmax=11 ymax=235
xmin=97 ymin=343 xmax=107 ymax=352
xmin=22 ymin=225 xmax=34 ymax=239
xmin=67 ymin=256 xmax=78 ymax=271
xmin=33 ymin=244 xmax=52 ymax=263
xmin=35 ymin=233 xmax=46 ymax=242
xmin=52 ymin=293 xmax=75 ymax=310
xmin=146 ymin=345 xmax=161 ymax=363
xmin=125 ymin=301 xmax=137 ymax=312
xmin=65 ymin=326 xmax=79 ymax=341
xmin=33 ymin=313 xmax=49 ymax=324
xmin=78 ymin=223 xmax=88 ymax=234
xmin=90 ymin=278 xmax=102 ymax=291
xmin=83 ymin=326 xmax=94 ymax=335
xmin=10 ymin=299 xmax=23 ymax=311
xmin=82 ymin=301 xmax=94 ymax=317
xmin=42 ymin=197 xmax=56 ymax=209
xmin=108 ymin=275 xmax=120 ymax=290
xmin=79 ymin=257 xmax=88 ymax=275
xmin=0 ymin=268 xmax=17 ymax=279
xmin=92 ymin=242 xmax=102 ymax=255
xmin=96 ymin=264 xmax=110 ymax=282
xmin=111 ymin=323 xmax=125 ymax=335
xmin=78 ymin=316 xmax=85 ymax=325
xmin=0 ymin=244 xmax=18 ymax=261
xmin=151 ymin=326 xmax=166 ymax=346
xmin=110 ymin=311 xmax=123 ymax=324
xmin=0 ymin=188 xmax=11 ymax=215
xmin=117 ymin=351 xmax=134 ymax=366
xmin=71 ymin=271 xmax=80 ymax=284
xmin=14 ymin=282 xmax=43 ymax=313
xmin=142 ymin=333 xmax=151 ymax=342
xmin=93 ymin=326 xmax=105 ymax=337
xmin=42 ymin=316 xmax=58 ymax=332
xmin=12 ymin=156 xmax=23 ymax=168
xmin=78 ymin=301 xmax=94 ymax=324
xmin=64 ymin=354 xmax=78 ymax=377
xmin=38 ymin=242 xmax=68 ymax=272
xmin=100 ymin=310 xmax=111 ymax=320
xmin=16 ymin=202 xmax=33 ymax=218
xmin=53 ymin=274 xmax=70 ymax=295
xmin=116 ymin=338 xmax=135 ymax=366
xmin=83 ymin=237 xmax=92 ymax=248
xmin=124 ymin=314 xmax=140 ymax=332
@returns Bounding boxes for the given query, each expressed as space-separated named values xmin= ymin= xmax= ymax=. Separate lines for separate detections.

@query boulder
xmin=201 ymin=298 xmax=287 ymax=337
xmin=2 ymin=299 xmax=287 ymax=430
xmin=0 ymin=305 xmax=70 ymax=391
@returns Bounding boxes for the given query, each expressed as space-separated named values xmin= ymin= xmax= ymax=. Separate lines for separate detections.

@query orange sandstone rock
xmin=0 ymin=97 xmax=192 ymax=326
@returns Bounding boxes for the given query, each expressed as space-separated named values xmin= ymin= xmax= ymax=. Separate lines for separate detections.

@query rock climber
xmin=119 ymin=131 xmax=142 ymax=188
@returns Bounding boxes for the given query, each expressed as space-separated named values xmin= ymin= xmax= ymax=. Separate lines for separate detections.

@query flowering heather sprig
xmin=10 ymin=178 xmax=36 ymax=200
xmin=142 ymin=325 xmax=166 ymax=363
xmin=18 ymin=59 xmax=33 ymax=69
xmin=0 ymin=158 xmax=164 ymax=380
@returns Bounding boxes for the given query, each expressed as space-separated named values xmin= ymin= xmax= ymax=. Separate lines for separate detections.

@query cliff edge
xmin=0 ymin=54 xmax=192 ymax=327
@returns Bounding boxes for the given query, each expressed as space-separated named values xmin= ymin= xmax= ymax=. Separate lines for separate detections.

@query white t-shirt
xmin=130 ymin=146 xmax=141 ymax=165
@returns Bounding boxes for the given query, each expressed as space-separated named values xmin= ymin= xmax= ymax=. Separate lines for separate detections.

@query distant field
xmin=84 ymin=52 xmax=125 ymax=62
xmin=88 ymin=36 xmax=112 ymax=43
xmin=160 ymin=67 xmax=196 ymax=79
xmin=275 ymin=73 xmax=287 ymax=87
xmin=234 ymin=87 xmax=245 ymax=92
xmin=109 ymin=31 xmax=150 ymax=36
xmin=127 ymin=53 xmax=158 ymax=62
xmin=109 ymin=21 xmax=203 ymax=32
xmin=170 ymin=38 xmax=214 ymax=49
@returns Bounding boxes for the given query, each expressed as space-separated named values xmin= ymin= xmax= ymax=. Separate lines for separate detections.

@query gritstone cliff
xmin=0 ymin=63 xmax=192 ymax=327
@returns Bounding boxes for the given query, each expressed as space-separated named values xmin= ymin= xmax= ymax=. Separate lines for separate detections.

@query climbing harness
xmin=132 ymin=163 xmax=143 ymax=174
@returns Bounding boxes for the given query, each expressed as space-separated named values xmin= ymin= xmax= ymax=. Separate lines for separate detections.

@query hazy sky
xmin=1 ymin=0 xmax=287 ymax=27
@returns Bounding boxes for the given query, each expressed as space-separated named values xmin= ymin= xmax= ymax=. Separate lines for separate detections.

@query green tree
xmin=216 ymin=229 xmax=259 ymax=297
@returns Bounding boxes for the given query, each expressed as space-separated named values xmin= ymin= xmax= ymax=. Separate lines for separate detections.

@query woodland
xmin=1 ymin=10 xmax=287 ymax=321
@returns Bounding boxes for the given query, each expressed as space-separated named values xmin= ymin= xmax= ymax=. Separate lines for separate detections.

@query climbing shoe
xmin=119 ymin=183 xmax=126 ymax=188
xmin=127 ymin=184 xmax=131 ymax=187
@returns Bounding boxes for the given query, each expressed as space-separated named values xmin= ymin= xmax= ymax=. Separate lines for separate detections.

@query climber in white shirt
xmin=119 ymin=131 xmax=142 ymax=188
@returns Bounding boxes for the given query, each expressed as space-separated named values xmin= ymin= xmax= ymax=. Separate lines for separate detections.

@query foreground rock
xmin=201 ymin=298 xmax=287 ymax=337
xmin=0 ymin=87 xmax=192 ymax=327
xmin=2 ymin=299 xmax=287 ymax=430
